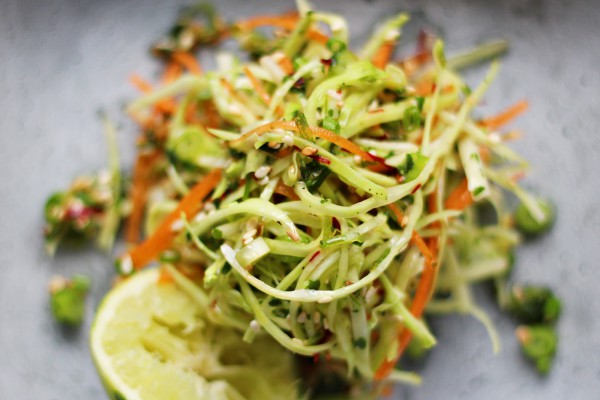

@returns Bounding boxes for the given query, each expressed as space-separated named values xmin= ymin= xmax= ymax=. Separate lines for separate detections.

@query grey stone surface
xmin=0 ymin=0 xmax=598 ymax=399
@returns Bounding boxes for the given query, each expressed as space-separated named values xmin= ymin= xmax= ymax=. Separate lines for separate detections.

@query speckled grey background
xmin=1 ymin=0 xmax=599 ymax=399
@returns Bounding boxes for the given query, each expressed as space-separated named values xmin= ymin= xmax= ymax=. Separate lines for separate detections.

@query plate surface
xmin=1 ymin=0 xmax=599 ymax=399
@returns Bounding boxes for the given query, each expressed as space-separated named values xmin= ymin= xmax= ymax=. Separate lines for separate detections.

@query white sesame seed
xmin=48 ymin=276 xmax=67 ymax=294
xmin=243 ymin=228 xmax=258 ymax=241
xmin=250 ymin=320 xmax=261 ymax=332
xmin=246 ymin=217 xmax=259 ymax=230
xmin=193 ymin=212 xmax=207 ymax=224
xmin=354 ymin=155 xmax=362 ymax=164
xmin=282 ymin=135 xmax=294 ymax=146
xmin=297 ymin=312 xmax=307 ymax=323
xmin=254 ymin=165 xmax=272 ymax=179
xmin=258 ymin=176 xmax=269 ymax=185
xmin=242 ymin=237 xmax=254 ymax=246
xmin=400 ymin=216 xmax=409 ymax=228
xmin=302 ymin=147 xmax=318 ymax=156
xmin=268 ymin=141 xmax=281 ymax=149
xmin=336 ymin=101 xmax=344 ymax=108
xmin=313 ymin=312 xmax=321 ymax=324
xmin=170 ymin=218 xmax=185 ymax=232
xmin=488 ymin=132 xmax=502 ymax=144
xmin=327 ymin=89 xmax=343 ymax=101
xmin=365 ymin=286 xmax=379 ymax=306
xmin=120 ymin=255 xmax=133 ymax=275
xmin=204 ymin=202 xmax=216 ymax=212
xmin=317 ymin=296 xmax=333 ymax=304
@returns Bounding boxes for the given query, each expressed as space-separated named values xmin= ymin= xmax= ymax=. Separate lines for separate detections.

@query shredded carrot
xmin=444 ymin=178 xmax=473 ymax=211
xmin=375 ymin=203 xmax=438 ymax=380
xmin=231 ymin=120 xmax=382 ymax=164
xmin=480 ymin=99 xmax=529 ymax=130
xmin=161 ymin=62 xmax=183 ymax=84
xmin=372 ymin=40 xmax=395 ymax=69
xmin=274 ymin=181 xmax=300 ymax=200
xmin=125 ymin=150 xmax=162 ymax=244
xmin=172 ymin=51 xmax=203 ymax=75
xmin=277 ymin=54 xmax=295 ymax=75
xmin=307 ymin=29 xmax=329 ymax=45
xmin=129 ymin=74 xmax=154 ymax=93
xmin=157 ymin=268 xmax=175 ymax=284
xmin=129 ymin=74 xmax=176 ymax=114
xmin=236 ymin=12 xmax=300 ymax=31
xmin=127 ymin=169 xmax=222 ymax=269
xmin=243 ymin=66 xmax=271 ymax=105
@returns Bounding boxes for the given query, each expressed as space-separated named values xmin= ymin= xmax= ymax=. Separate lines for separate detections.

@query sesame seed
xmin=282 ymin=135 xmax=294 ymax=146
xmin=170 ymin=219 xmax=185 ymax=232
xmin=250 ymin=320 xmax=261 ymax=332
xmin=120 ymin=255 xmax=133 ymax=275
xmin=336 ymin=101 xmax=344 ymax=108
xmin=48 ymin=276 xmax=67 ymax=294
xmin=313 ymin=312 xmax=321 ymax=324
xmin=401 ymin=216 xmax=409 ymax=228
xmin=254 ymin=165 xmax=271 ymax=179
xmin=327 ymin=89 xmax=343 ymax=101
xmin=317 ymin=296 xmax=333 ymax=304
xmin=258 ymin=176 xmax=269 ymax=185
xmin=268 ymin=141 xmax=281 ymax=149
xmin=193 ymin=212 xmax=207 ymax=224
xmin=246 ymin=218 xmax=259 ymax=230
xmin=297 ymin=312 xmax=307 ymax=323
xmin=354 ymin=155 xmax=362 ymax=164
xmin=302 ymin=147 xmax=318 ymax=156
xmin=286 ymin=229 xmax=300 ymax=242
xmin=243 ymin=228 xmax=258 ymax=241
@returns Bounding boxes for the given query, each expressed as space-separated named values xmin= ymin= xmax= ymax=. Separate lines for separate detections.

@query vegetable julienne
xmin=44 ymin=1 xmax=561 ymax=398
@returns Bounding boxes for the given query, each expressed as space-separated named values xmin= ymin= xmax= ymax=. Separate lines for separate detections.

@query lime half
xmin=90 ymin=268 xmax=299 ymax=400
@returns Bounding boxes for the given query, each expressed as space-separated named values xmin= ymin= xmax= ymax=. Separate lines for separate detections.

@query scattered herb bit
xmin=509 ymin=285 xmax=561 ymax=324
xmin=49 ymin=275 xmax=91 ymax=326
xmin=516 ymin=325 xmax=558 ymax=375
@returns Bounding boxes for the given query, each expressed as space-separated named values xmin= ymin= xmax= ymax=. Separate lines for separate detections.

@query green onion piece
xmin=402 ymin=106 xmax=421 ymax=132
xmin=398 ymin=152 xmax=428 ymax=182
xmin=516 ymin=325 xmax=558 ymax=375
xmin=514 ymin=198 xmax=555 ymax=235
xmin=509 ymin=285 xmax=561 ymax=324
xmin=49 ymin=275 xmax=91 ymax=326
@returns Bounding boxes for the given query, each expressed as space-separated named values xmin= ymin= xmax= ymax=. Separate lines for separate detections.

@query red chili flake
xmin=309 ymin=154 xmax=331 ymax=165
xmin=345 ymin=280 xmax=353 ymax=286
xmin=320 ymin=58 xmax=333 ymax=67
xmin=65 ymin=204 xmax=94 ymax=221
xmin=309 ymin=251 xmax=321 ymax=263
xmin=292 ymin=77 xmax=305 ymax=90
xmin=332 ymin=217 xmax=340 ymax=230
xmin=313 ymin=353 xmax=320 ymax=363
xmin=411 ymin=184 xmax=422 ymax=194
xmin=367 ymin=108 xmax=385 ymax=114
xmin=395 ymin=174 xmax=405 ymax=184
xmin=325 ymin=351 xmax=332 ymax=361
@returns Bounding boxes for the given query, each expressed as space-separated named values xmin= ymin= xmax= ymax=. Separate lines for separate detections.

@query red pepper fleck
xmin=309 ymin=251 xmax=321 ymax=263
xmin=411 ymin=184 xmax=422 ymax=194
xmin=313 ymin=353 xmax=320 ymax=363
xmin=309 ymin=154 xmax=331 ymax=165
xmin=332 ymin=217 xmax=340 ymax=230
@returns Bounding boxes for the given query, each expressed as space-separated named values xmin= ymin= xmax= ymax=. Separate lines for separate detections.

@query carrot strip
xmin=480 ymin=100 xmax=529 ymax=130
xmin=125 ymin=150 xmax=162 ymax=244
xmin=172 ymin=51 xmax=203 ymax=75
xmin=277 ymin=54 xmax=295 ymax=75
xmin=161 ymin=62 xmax=183 ymax=85
xmin=127 ymin=169 xmax=222 ymax=269
xmin=130 ymin=74 xmax=154 ymax=93
xmin=231 ymin=120 xmax=381 ymax=164
xmin=372 ymin=40 xmax=395 ymax=69
xmin=236 ymin=12 xmax=300 ymax=31
xmin=274 ymin=181 xmax=300 ymax=200
xmin=129 ymin=74 xmax=175 ymax=114
xmin=307 ymin=29 xmax=329 ymax=45
xmin=444 ymin=178 xmax=473 ymax=211
xmin=157 ymin=268 xmax=175 ymax=284
xmin=243 ymin=66 xmax=271 ymax=105
xmin=375 ymin=203 xmax=437 ymax=379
